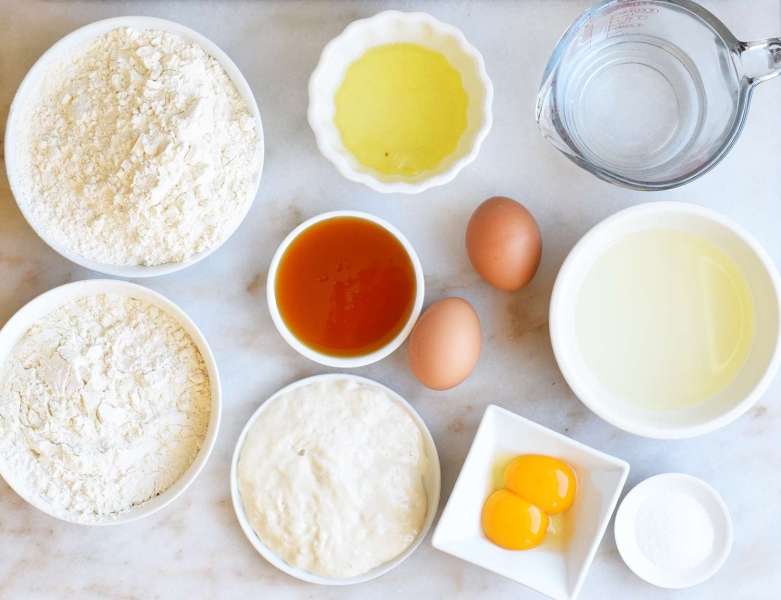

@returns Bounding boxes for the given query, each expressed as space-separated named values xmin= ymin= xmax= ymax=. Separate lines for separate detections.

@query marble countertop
xmin=1 ymin=1 xmax=779 ymax=598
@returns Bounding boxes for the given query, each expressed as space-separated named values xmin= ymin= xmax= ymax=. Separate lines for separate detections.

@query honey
xmin=275 ymin=217 xmax=416 ymax=357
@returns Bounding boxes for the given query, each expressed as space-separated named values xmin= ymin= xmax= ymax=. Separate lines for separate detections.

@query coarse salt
xmin=633 ymin=491 xmax=715 ymax=572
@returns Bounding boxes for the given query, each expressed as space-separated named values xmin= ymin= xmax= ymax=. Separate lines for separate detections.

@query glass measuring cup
xmin=536 ymin=0 xmax=781 ymax=190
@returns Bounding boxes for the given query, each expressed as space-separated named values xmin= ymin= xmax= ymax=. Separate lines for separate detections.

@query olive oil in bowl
xmin=334 ymin=43 xmax=469 ymax=178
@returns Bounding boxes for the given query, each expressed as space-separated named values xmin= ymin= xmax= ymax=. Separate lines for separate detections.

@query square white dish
xmin=432 ymin=405 xmax=629 ymax=600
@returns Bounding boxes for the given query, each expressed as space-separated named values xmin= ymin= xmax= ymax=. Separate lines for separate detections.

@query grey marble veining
xmin=0 ymin=1 xmax=779 ymax=598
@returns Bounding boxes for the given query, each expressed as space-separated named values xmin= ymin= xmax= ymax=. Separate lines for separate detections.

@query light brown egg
xmin=408 ymin=297 xmax=481 ymax=391
xmin=465 ymin=196 xmax=542 ymax=291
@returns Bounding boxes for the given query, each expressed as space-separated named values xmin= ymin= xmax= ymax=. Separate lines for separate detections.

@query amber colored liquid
xmin=275 ymin=217 xmax=416 ymax=357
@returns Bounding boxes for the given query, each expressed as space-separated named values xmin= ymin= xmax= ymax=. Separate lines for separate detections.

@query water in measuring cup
xmin=557 ymin=36 xmax=706 ymax=175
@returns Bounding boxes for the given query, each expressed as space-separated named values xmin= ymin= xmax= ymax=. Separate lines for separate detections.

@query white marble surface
xmin=0 ymin=1 xmax=779 ymax=598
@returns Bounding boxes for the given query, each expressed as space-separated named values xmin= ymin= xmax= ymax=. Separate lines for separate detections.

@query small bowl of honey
xmin=308 ymin=11 xmax=493 ymax=194
xmin=267 ymin=211 xmax=425 ymax=367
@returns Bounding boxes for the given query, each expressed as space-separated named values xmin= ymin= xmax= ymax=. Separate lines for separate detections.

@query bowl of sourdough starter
xmin=0 ymin=280 xmax=221 ymax=524
xmin=230 ymin=374 xmax=441 ymax=584
xmin=4 ymin=16 xmax=264 ymax=277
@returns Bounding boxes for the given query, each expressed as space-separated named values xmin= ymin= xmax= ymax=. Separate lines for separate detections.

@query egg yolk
xmin=481 ymin=489 xmax=549 ymax=550
xmin=504 ymin=455 xmax=577 ymax=515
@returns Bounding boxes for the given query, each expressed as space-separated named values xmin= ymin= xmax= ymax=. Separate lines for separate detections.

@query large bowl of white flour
xmin=0 ymin=280 xmax=222 ymax=524
xmin=5 ymin=16 xmax=264 ymax=277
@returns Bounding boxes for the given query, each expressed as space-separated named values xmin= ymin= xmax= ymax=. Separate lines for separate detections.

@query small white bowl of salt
xmin=614 ymin=473 xmax=733 ymax=589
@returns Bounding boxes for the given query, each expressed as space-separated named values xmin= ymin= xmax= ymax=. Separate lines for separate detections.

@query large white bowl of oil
xmin=550 ymin=202 xmax=781 ymax=439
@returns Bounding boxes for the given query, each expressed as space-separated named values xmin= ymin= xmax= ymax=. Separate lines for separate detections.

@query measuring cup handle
xmin=741 ymin=38 xmax=781 ymax=86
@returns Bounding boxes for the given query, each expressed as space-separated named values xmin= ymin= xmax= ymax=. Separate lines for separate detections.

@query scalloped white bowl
xmin=4 ymin=16 xmax=264 ymax=277
xmin=308 ymin=11 xmax=493 ymax=194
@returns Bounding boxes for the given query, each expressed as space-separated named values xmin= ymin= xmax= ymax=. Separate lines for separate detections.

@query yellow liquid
xmin=334 ymin=43 xmax=469 ymax=177
xmin=575 ymin=229 xmax=755 ymax=410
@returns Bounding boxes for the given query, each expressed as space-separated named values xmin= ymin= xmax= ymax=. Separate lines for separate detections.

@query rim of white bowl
xmin=549 ymin=201 xmax=781 ymax=439
xmin=230 ymin=373 xmax=442 ymax=585
xmin=267 ymin=210 xmax=425 ymax=368
xmin=4 ymin=16 xmax=265 ymax=278
xmin=614 ymin=473 xmax=733 ymax=589
xmin=0 ymin=279 xmax=222 ymax=525
xmin=307 ymin=10 xmax=494 ymax=194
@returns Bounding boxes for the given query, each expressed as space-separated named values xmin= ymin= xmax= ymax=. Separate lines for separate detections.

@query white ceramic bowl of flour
xmin=4 ymin=16 xmax=264 ymax=277
xmin=230 ymin=374 xmax=441 ymax=585
xmin=0 ymin=279 xmax=222 ymax=525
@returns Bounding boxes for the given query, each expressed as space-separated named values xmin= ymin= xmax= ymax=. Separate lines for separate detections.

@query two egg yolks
xmin=481 ymin=455 xmax=577 ymax=550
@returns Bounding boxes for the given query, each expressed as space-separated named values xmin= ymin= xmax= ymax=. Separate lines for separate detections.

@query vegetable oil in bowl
xmin=574 ymin=229 xmax=754 ymax=411
xmin=334 ymin=43 xmax=468 ymax=177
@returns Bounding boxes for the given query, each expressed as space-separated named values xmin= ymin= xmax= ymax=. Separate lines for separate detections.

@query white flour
xmin=16 ymin=27 xmax=261 ymax=266
xmin=0 ymin=294 xmax=211 ymax=521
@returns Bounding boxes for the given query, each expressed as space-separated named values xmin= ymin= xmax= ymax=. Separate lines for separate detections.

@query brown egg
xmin=465 ymin=196 xmax=542 ymax=291
xmin=408 ymin=297 xmax=481 ymax=391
